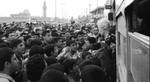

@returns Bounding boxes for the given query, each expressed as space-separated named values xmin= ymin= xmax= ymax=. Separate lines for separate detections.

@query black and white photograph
xmin=0 ymin=0 xmax=149 ymax=82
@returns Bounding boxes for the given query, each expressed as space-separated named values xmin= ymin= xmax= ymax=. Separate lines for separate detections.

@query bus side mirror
xmin=108 ymin=12 xmax=114 ymax=21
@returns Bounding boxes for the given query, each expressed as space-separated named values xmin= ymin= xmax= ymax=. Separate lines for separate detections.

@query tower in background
xmin=43 ymin=1 xmax=47 ymax=17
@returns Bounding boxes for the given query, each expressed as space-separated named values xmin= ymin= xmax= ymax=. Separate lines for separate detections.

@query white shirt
xmin=0 ymin=73 xmax=15 ymax=82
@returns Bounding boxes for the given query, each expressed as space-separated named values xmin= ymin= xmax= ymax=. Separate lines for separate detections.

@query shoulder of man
xmin=0 ymin=73 xmax=15 ymax=82
xmin=0 ymin=78 xmax=11 ymax=82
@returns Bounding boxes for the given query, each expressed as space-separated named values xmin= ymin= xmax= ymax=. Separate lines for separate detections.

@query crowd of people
xmin=0 ymin=21 xmax=116 ymax=82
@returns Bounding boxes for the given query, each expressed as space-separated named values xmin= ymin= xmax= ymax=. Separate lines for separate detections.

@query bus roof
xmin=116 ymin=0 xmax=134 ymax=16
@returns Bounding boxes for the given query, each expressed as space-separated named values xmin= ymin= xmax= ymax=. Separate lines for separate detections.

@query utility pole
xmin=89 ymin=4 xmax=91 ymax=12
xmin=96 ymin=0 xmax=98 ymax=14
xmin=61 ymin=1 xmax=64 ymax=18
xmin=86 ymin=8 xmax=88 ymax=16
xmin=112 ymin=0 xmax=116 ymax=26
xmin=89 ymin=0 xmax=91 ymax=13
xmin=55 ymin=0 xmax=57 ymax=20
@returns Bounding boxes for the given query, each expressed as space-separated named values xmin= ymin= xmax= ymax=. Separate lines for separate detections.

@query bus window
xmin=136 ymin=0 xmax=150 ymax=36
xmin=125 ymin=0 xmax=150 ymax=36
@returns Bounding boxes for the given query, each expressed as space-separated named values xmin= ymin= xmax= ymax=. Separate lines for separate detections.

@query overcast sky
xmin=0 ymin=0 xmax=108 ymax=18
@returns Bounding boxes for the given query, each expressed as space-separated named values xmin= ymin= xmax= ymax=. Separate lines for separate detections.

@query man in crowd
xmin=0 ymin=47 xmax=19 ymax=82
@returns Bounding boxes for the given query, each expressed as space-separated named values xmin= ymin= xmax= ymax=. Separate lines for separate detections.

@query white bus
xmin=115 ymin=0 xmax=150 ymax=82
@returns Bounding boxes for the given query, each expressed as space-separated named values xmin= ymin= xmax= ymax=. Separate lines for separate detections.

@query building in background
xmin=0 ymin=7 xmax=51 ymax=24
xmin=0 ymin=10 xmax=31 ymax=23
xmin=90 ymin=6 xmax=105 ymax=23
xmin=11 ymin=9 xmax=31 ymax=18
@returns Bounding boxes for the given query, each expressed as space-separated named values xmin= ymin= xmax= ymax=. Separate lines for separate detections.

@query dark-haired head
xmin=29 ymin=39 xmax=42 ymax=48
xmin=62 ymin=59 xmax=76 ymax=74
xmin=29 ymin=45 xmax=44 ymax=57
xmin=0 ymin=42 xmax=8 ymax=48
xmin=9 ymin=39 xmax=22 ymax=49
xmin=45 ymin=57 xmax=57 ymax=66
xmin=44 ymin=63 xmax=65 ymax=73
xmin=87 ymin=37 xmax=96 ymax=44
xmin=0 ymin=47 xmax=19 ymax=76
xmin=81 ymin=65 xmax=107 ymax=82
xmin=44 ymin=44 xmax=55 ymax=57
xmin=26 ymin=54 xmax=46 ymax=82
xmin=40 ymin=69 xmax=68 ymax=82
xmin=0 ymin=47 xmax=14 ymax=71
